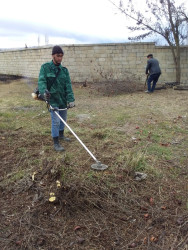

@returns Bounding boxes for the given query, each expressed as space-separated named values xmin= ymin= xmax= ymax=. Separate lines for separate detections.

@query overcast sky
xmin=0 ymin=0 xmax=187 ymax=49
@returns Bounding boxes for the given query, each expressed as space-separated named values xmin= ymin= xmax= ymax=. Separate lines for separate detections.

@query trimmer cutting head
xmin=91 ymin=161 xmax=108 ymax=171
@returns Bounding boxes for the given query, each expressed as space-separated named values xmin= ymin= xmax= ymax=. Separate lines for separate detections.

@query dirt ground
xmin=0 ymin=78 xmax=188 ymax=250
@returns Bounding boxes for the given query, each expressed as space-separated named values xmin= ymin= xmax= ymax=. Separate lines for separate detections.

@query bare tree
xmin=109 ymin=0 xmax=188 ymax=83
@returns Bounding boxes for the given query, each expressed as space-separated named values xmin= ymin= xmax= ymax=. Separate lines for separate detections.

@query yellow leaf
xmin=32 ymin=171 xmax=37 ymax=181
xmin=49 ymin=196 xmax=56 ymax=202
xmin=50 ymin=192 xmax=55 ymax=196
xmin=56 ymin=180 xmax=61 ymax=187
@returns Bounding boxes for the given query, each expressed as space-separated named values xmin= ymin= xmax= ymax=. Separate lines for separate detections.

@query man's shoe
xmin=59 ymin=130 xmax=71 ymax=142
xmin=54 ymin=143 xmax=65 ymax=151
xmin=145 ymin=90 xmax=152 ymax=93
xmin=53 ymin=137 xmax=65 ymax=151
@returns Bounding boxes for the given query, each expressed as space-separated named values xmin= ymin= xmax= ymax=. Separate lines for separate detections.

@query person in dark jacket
xmin=38 ymin=45 xmax=75 ymax=151
xmin=145 ymin=54 xmax=161 ymax=93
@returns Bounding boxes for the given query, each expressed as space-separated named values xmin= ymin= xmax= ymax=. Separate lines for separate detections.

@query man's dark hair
xmin=147 ymin=54 xmax=153 ymax=58
xmin=52 ymin=45 xmax=64 ymax=55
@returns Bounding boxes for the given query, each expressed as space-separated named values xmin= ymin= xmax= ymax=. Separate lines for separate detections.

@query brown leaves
xmin=143 ymin=235 xmax=158 ymax=244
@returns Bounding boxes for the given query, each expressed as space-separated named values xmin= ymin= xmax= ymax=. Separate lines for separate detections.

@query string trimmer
xmin=32 ymin=89 xmax=108 ymax=171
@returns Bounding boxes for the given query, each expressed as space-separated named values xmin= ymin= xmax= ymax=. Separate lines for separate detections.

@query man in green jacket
xmin=38 ymin=45 xmax=75 ymax=151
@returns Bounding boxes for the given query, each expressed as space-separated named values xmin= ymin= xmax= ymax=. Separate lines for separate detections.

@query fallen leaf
xmin=32 ymin=171 xmax=37 ymax=181
xmin=56 ymin=180 xmax=61 ymax=188
xmin=49 ymin=192 xmax=56 ymax=202
xmin=161 ymin=206 xmax=167 ymax=210
xmin=74 ymin=226 xmax=81 ymax=231
xmin=49 ymin=196 xmax=56 ymax=202
xmin=143 ymin=237 xmax=147 ymax=244
xmin=150 ymin=236 xmax=157 ymax=242
xmin=144 ymin=213 xmax=149 ymax=218
xmin=149 ymin=197 xmax=154 ymax=205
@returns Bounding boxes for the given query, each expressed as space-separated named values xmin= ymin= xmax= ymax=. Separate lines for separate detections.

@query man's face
xmin=52 ymin=53 xmax=63 ymax=65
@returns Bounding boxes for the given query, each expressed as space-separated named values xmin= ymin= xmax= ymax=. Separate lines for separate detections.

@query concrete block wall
xmin=0 ymin=42 xmax=188 ymax=84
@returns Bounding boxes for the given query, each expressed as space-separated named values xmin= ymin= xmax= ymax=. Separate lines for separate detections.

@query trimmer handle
xmin=44 ymin=89 xmax=51 ymax=103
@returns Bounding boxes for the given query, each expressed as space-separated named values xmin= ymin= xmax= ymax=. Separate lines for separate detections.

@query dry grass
xmin=0 ymin=78 xmax=188 ymax=250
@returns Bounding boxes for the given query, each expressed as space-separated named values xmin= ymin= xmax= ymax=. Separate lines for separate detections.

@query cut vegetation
xmin=0 ymin=78 xmax=188 ymax=249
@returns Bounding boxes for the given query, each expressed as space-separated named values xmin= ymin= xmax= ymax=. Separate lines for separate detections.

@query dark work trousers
xmin=147 ymin=73 xmax=161 ymax=92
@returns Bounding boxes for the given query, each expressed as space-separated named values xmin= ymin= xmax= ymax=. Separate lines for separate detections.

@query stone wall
xmin=0 ymin=42 xmax=188 ymax=84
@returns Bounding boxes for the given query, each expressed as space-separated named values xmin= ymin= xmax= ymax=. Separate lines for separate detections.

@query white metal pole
xmin=54 ymin=110 xmax=98 ymax=163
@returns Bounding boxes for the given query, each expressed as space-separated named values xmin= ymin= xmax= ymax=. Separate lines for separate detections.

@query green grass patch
xmin=146 ymin=144 xmax=172 ymax=160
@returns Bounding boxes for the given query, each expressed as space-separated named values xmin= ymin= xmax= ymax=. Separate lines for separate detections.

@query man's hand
xmin=44 ymin=90 xmax=51 ymax=102
xmin=68 ymin=102 xmax=75 ymax=108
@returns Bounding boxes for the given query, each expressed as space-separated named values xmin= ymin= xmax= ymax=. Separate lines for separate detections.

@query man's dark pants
xmin=147 ymin=73 xmax=161 ymax=92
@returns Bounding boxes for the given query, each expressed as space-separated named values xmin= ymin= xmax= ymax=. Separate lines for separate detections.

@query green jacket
xmin=38 ymin=60 xmax=75 ymax=108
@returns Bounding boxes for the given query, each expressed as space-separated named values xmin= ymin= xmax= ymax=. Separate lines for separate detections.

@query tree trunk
xmin=170 ymin=45 xmax=181 ymax=84
xmin=175 ymin=46 xmax=181 ymax=83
